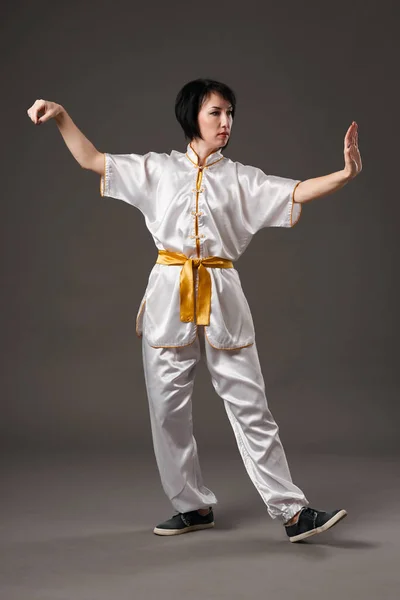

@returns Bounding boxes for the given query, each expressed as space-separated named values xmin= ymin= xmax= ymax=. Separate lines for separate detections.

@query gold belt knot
xmin=155 ymin=250 xmax=234 ymax=325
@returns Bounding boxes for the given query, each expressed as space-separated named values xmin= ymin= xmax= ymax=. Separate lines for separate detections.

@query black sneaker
xmin=153 ymin=508 xmax=214 ymax=536
xmin=285 ymin=507 xmax=347 ymax=542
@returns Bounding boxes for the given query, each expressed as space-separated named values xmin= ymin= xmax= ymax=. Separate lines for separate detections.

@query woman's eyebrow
xmin=210 ymin=105 xmax=233 ymax=110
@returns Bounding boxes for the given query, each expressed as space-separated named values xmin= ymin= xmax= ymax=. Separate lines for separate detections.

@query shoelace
xmin=180 ymin=513 xmax=192 ymax=527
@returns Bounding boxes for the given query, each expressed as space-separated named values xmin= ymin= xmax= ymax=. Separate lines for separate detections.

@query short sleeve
xmin=100 ymin=151 xmax=168 ymax=221
xmin=237 ymin=163 xmax=302 ymax=232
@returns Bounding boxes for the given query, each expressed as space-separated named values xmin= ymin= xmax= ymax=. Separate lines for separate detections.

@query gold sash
xmin=156 ymin=250 xmax=234 ymax=325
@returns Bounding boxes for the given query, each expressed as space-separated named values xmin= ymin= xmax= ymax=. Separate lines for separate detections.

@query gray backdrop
xmin=1 ymin=0 xmax=399 ymax=457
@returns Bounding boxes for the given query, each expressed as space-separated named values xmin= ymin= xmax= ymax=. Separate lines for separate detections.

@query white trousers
xmin=141 ymin=326 xmax=309 ymax=523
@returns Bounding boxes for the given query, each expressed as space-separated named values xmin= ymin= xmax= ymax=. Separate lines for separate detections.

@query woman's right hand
xmin=26 ymin=99 xmax=64 ymax=125
xmin=26 ymin=100 xmax=103 ymax=173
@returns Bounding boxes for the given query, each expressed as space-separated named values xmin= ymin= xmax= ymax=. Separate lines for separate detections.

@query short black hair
xmin=175 ymin=78 xmax=236 ymax=141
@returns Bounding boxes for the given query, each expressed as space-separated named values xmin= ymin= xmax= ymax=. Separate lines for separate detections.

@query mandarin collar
xmin=185 ymin=143 xmax=224 ymax=168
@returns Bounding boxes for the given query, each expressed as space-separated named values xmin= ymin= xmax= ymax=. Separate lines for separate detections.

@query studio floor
xmin=1 ymin=452 xmax=399 ymax=599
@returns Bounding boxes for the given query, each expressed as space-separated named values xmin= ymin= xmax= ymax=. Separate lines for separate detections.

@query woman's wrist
xmin=55 ymin=105 xmax=66 ymax=124
xmin=341 ymin=168 xmax=355 ymax=183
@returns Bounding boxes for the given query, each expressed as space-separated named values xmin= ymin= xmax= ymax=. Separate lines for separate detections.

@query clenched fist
xmin=27 ymin=99 xmax=63 ymax=125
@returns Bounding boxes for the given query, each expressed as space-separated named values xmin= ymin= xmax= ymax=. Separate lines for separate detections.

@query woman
xmin=27 ymin=78 xmax=362 ymax=542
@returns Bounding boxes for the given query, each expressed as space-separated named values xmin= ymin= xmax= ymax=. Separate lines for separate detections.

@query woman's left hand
xmin=343 ymin=121 xmax=362 ymax=180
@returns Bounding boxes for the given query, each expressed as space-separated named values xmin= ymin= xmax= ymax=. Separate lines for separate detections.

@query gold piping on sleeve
xmin=290 ymin=181 xmax=303 ymax=227
xmin=100 ymin=153 xmax=106 ymax=197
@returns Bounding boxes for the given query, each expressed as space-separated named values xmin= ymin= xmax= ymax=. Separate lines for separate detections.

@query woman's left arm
xmin=293 ymin=121 xmax=362 ymax=204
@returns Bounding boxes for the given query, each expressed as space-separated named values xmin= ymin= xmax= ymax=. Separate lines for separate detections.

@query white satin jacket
xmin=100 ymin=143 xmax=302 ymax=349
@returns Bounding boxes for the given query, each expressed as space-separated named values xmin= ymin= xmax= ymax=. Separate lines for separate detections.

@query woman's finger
xmin=345 ymin=122 xmax=355 ymax=147
xmin=347 ymin=122 xmax=357 ymax=148
xmin=38 ymin=110 xmax=54 ymax=123
xmin=27 ymin=99 xmax=46 ymax=123
xmin=352 ymin=123 xmax=357 ymax=146
xmin=36 ymin=100 xmax=47 ymax=123
xmin=344 ymin=126 xmax=351 ymax=148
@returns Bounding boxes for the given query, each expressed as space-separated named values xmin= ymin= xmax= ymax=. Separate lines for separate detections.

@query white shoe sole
xmin=153 ymin=522 xmax=215 ymax=536
xmin=289 ymin=509 xmax=347 ymax=542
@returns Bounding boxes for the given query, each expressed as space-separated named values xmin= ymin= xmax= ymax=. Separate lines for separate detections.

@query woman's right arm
xmin=27 ymin=99 xmax=105 ymax=175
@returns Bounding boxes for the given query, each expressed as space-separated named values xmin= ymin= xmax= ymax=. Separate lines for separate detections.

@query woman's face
xmin=196 ymin=92 xmax=233 ymax=149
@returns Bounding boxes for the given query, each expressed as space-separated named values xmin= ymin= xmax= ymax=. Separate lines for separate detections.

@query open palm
xmin=344 ymin=121 xmax=362 ymax=179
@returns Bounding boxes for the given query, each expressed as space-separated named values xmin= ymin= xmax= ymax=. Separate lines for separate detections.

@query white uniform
xmin=100 ymin=143 xmax=309 ymax=522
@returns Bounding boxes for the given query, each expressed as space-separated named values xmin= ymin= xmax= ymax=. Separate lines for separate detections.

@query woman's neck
xmin=190 ymin=139 xmax=220 ymax=166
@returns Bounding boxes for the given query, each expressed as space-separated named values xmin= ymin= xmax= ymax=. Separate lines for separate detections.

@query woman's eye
xmin=210 ymin=111 xmax=232 ymax=116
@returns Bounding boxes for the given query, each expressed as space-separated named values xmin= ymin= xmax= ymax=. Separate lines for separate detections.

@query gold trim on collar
xmin=185 ymin=143 xmax=225 ymax=169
